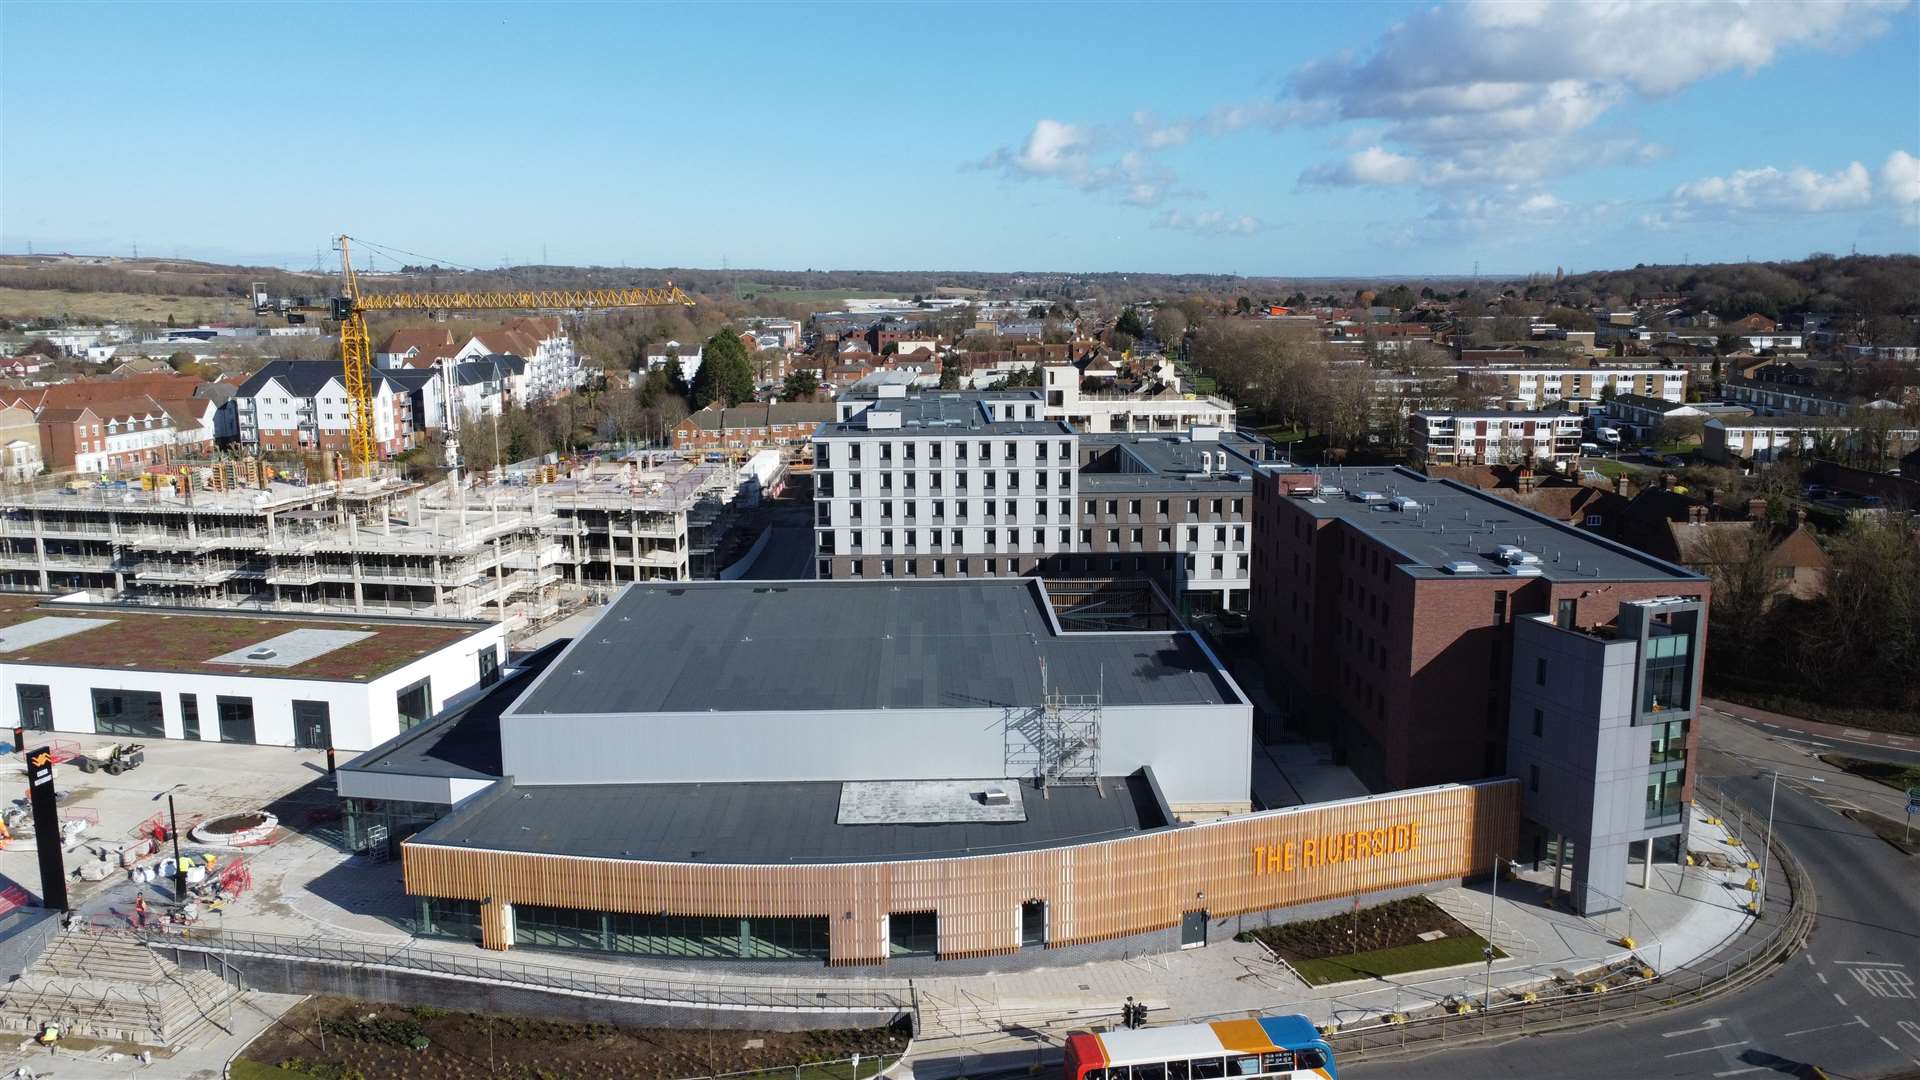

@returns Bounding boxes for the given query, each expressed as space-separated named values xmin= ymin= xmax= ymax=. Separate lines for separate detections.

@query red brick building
xmin=1250 ymin=465 xmax=1710 ymax=791
xmin=671 ymin=402 xmax=834 ymax=452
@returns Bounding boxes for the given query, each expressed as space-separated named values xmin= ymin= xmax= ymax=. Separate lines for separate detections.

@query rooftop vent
xmin=978 ymin=788 xmax=1011 ymax=806
xmin=1389 ymin=496 xmax=1421 ymax=512
xmin=1352 ymin=490 xmax=1386 ymax=503
xmin=1505 ymin=563 xmax=1544 ymax=577
xmin=245 ymin=647 xmax=277 ymax=660
xmin=1441 ymin=560 xmax=1485 ymax=574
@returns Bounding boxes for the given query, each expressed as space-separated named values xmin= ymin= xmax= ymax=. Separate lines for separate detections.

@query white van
xmin=1595 ymin=427 xmax=1621 ymax=446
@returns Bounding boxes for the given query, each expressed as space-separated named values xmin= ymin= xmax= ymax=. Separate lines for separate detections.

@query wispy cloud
xmin=1156 ymin=210 xmax=1270 ymax=238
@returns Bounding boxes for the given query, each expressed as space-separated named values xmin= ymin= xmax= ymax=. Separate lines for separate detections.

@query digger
xmin=75 ymin=742 xmax=144 ymax=776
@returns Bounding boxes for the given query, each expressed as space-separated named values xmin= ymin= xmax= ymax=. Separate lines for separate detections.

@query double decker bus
xmin=1065 ymin=1015 xmax=1335 ymax=1080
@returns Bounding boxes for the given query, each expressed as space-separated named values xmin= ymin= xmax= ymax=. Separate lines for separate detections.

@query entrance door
xmin=293 ymin=700 xmax=332 ymax=750
xmin=1180 ymin=909 xmax=1208 ymax=949
xmin=16 ymin=685 xmax=51 ymax=732
xmin=1020 ymin=900 xmax=1046 ymax=948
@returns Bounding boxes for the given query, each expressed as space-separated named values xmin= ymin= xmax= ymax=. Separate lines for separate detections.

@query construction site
xmin=0 ymin=450 xmax=780 ymax=638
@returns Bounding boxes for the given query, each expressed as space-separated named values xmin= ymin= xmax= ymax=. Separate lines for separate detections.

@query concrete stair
xmin=915 ymin=987 xmax=1165 ymax=1040
xmin=0 ymin=932 xmax=241 ymax=1047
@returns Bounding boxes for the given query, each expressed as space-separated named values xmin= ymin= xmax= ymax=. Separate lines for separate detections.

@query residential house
xmin=0 ymin=404 xmax=41 ymax=482
xmin=38 ymin=398 xmax=180 ymax=474
xmin=1421 ymin=463 xmax=1630 ymax=533
xmin=671 ymin=402 xmax=836 ymax=452
xmin=233 ymin=361 xmax=412 ymax=458
xmin=1463 ymin=364 xmax=1687 ymax=410
xmin=452 ymin=316 xmax=577 ymax=402
xmin=644 ymin=340 xmax=702 ymax=384
xmin=377 ymin=327 xmax=460 ymax=370
xmin=1703 ymin=415 xmax=1920 ymax=464
xmin=1617 ymin=488 xmax=1829 ymax=603
xmin=1603 ymin=395 xmax=1753 ymax=443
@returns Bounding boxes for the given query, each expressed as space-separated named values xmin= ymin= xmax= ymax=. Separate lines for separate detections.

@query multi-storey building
xmin=1040 ymin=364 xmax=1237 ymax=433
xmin=1407 ymin=411 xmax=1583 ymax=469
xmin=38 ymin=398 xmax=183 ymax=474
xmin=1506 ymin=597 xmax=1705 ymax=914
xmin=1703 ymin=415 xmax=1920 ymax=464
xmin=1465 ymin=366 xmax=1687 ymax=411
xmin=233 ymin=361 xmax=414 ymax=458
xmin=1070 ymin=430 xmax=1270 ymax=613
xmin=672 ymin=402 xmax=834 ymax=452
xmin=1249 ymin=464 xmax=1709 ymax=794
xmin=813 ymin=388 xmax=1077 ymax=580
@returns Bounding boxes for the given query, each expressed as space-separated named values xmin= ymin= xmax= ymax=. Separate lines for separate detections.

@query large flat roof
xmin=508 ymin=578 xmax=1242 ymax=717
xmin=1079 ymin=431 xmax=1268 ymax=494
xmin=0 ymin=596 xmax=489 ymax=680
xmin=409 ymin=772 xmax=1170 ymax=864
xmin=1276 ymin=466 xmax=1705 ymax=584
xmin=815 ymin=393 xmax=1070 ymax=439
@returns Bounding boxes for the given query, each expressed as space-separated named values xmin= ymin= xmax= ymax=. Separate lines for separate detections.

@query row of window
xmin=1084 ymin=1050 xmax=1330 ymax=1080
xmin=837 ymin=439 xmax=1071 ymax=464
xmin=839 ymin=471 xmax=1072 ymax=494
xmin=13 ymin=675 xmax=440 ymax=745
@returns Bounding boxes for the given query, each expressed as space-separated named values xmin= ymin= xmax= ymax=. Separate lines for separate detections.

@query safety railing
xmin=665 ymin=1054 xmax=902 ymax=1080
xmin=105 ymin=925 xmax=914 ymax=1014
xmin=1325 ymin=778 xmax=1813 ymax=1060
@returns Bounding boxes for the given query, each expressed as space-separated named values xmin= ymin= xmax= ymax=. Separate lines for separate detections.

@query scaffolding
xmin=1005 ymin=659 xmax=1103 ymax=789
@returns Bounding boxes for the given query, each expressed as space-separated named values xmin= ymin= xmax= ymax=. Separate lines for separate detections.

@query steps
xmin=0 ymin=931 xmax=242 ymax=1047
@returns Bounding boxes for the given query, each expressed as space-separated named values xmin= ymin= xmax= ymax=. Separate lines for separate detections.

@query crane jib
xmin=352 ymin=287 xmax=692 ymax=312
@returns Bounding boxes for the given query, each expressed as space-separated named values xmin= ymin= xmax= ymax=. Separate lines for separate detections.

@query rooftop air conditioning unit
xmin=1441 ymin=560 xmax=1484 ymax=574
xmin=1389 ymin=496 xmax=1421 ymax=512
xmin=979 ymin=788 xmax=1011 ymax=806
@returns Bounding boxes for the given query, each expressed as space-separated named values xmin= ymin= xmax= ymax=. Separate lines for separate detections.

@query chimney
xmin=1516 ymin=468 xmax=1538 ymax=493
xmin=1748 ymin=497 xmax=1768 ymax=522
xmin=1612 ymin=473 xmax=1630 ymax=496
xmin=1687 ymin=504 xmax=1708 ymax=524
xmin=1793 ymin=507 xmax=1807 ymax=527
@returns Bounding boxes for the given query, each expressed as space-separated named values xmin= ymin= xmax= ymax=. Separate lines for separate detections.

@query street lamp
xmin=1758 ymin=768 xmax=1824 ymax=917
xmin=1482 ymin=854 xmax=1522 ymax=1010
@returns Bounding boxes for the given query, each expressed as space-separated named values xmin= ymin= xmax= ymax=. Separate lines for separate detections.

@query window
xmin=396 ymin=678 xmax=432 ymax=731
xmin=1190 ymin=1059 xmax=1226 ymax=1080
xmin=1494 ymin=590 xmax=1508 ymax=624
xmin=92 ymin=689 xmax=164 ymax=739
xmin=215 ymin=695 xmax=256 ymax=744
xmin=1529 ymin=764 xmax=1540 ymax=793
xmin=1536 ymin=657 xmax=1547 ymax=686
xmin=1585 ymin=514 xmax=1603 ymax=526
xmin=478 ymin=646 xmax=501 ymax=688
xmin=16 ymin=684 xmax=51 ymax=732
xmin=1533 ymin=707 xmax=1544 ymax=737
xmin=180 ymin=693 xmax=200 ymax=740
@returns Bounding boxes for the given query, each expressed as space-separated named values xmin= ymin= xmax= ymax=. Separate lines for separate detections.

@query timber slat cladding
xmin=407 ymin=781 xmax=1519 ymax=964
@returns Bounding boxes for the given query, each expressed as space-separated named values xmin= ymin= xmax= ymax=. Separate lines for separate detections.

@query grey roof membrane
xmin=816 ymin=394 xmax=1070 ymax=439
xmin=1079 ymin=432 xmax=1266 ymax=494
xmin=509 ymin=578 xmax=1241 ymax=717
xmin=409 ymin=772 xmax=1170 ymax=863
xmin=1284 ymin=465 xmax=1705 ymax=583
xmin=341 ymin=642 xmax=565 ymax=782
xmin=0 ymin=617 xmax=113 ymax=653
xmin=206 ymin=628 xmax=373 ymax=668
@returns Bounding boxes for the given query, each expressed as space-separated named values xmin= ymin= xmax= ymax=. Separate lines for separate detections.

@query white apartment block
xmin=1470 ymin=367 xmax=1687 ymax=410
xmin=1041 ymin=364 xmax=1237 ymax=433
xmin=234 ymin=361 xmax=410 ymax=458
xmin=813 ymin=388 xmax=1079 ymax=580
xmin=1408 ymin=411 xmax=1585 ymax=469
xmin=1704 ymin=417 xmax=1920 ymax=464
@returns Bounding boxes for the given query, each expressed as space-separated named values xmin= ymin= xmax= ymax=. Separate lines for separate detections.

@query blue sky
xmin=3 ymin=0 xmax=1917 ymax=276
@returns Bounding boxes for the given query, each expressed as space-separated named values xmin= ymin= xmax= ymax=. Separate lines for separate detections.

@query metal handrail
xmin=105 ymin=925 xmax=913 ymax=1013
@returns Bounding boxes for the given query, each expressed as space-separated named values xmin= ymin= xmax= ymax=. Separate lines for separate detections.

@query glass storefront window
xmin=505 ymin=908 xmax=830 ymax=960
xmin=1645 ymin=766 xmax=1685 ymax=826
xmin=1649 ymin=720 xmax=1688 ymax=766
xmin=416 ymin=897 xmax=481 ymax=942
xmin=341 ymin=796 xmax=448 ymax=858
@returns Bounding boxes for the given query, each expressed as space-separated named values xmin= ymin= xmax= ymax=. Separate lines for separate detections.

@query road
xmin=1348 ymin=711 xmax=1920 ymax=1080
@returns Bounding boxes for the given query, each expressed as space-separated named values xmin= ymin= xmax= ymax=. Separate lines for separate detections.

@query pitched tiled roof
xmin=379 ymin=327 xmax=455 ymax=355
xmin=683 ymin=402 xmax=835 ymax=431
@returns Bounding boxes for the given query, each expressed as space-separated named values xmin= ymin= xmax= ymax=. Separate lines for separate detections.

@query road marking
xmin=1663 ymin=1018 xmax=1726 ymax=1038
xmin=1884 ymin=1036 xmax=1903 ymax=1052
xmin=1668 ymin=1041 xmax=1750 ymax=1058
xmin=1762 ymin=722 xmax=1780 ymax=729
xmin=1782 ymin=1018 xmax=1869 ymax=1038
xmin=1834 ymin=992 xmax=1849 ymax=1006
xmin=1835 ymin=960 xmax=1907 ymax=967
xmin=1713 ymin=1069 xmax=1764 ymax=1077
xmin=1889 ymin=735 xmax=1912 ymax=744
xmin=1817 ymin=972 xmax=1829 ymax=984
xmin=1843 ymin=730 xmax=1872 ymax=738
xmin=1899 ymin=1019 xmax=1920 ymax=1046
xmin=1850 ymin=967 xmax=1917 ymax=999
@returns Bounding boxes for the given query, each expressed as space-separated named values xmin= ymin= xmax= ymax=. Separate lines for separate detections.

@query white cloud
xmin=1882 ymin=150 xmax=1920 ymax=207
xmin=1156 ymin=210 xmax=1270 ymax=238
xmin=1301 ymin=146 xmax=1420 ymax=186
xmin=1671 ymin=161 xmax=1874 ymax=212
xmin=976 ymin=118 xmax=1098 ymax=182
xmin=1288 ymin=0 xmax=1901 ymax=188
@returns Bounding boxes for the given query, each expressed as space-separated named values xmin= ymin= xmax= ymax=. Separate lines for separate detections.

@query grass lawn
xmin=0 ymin=286 xmax=245 ymax=324
xmin=1292 ymin=934 xmax=1505 ymax=986
xmin=1590 ymin=459 xmax=1631 ymax=479
xmin=1821 ymin=754 xmax=1920 ymax=794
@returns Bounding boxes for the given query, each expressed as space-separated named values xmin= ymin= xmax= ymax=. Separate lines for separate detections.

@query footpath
xmin=898 ymin=801 xmax=1760 ymax=1080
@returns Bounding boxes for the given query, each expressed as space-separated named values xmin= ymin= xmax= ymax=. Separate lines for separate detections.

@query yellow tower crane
xmin=325 ymin=235 xmax=693 ymax=469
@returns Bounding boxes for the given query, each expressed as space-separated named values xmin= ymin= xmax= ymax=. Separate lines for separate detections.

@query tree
xmin=1235 ymin=296 xmax=1253 ymax=315
xmin=939 ymin=355 xmax=962 ymax=390
xmin=165 ymin=350 xmax=196 ymax=369
xmin=781 ymin=370 xmax=820 ymax=400
xmin=1155 ymin=307 xmax=1188 ymax=348
xmin=1026 ymin=305 xmax=1048 ymax=319
xmin=20 ymin=339 xmax=60 ymax=360
xmin=1115 ymin=306 xmax=1147 ymax=340
xmin=1656 ymin=416 xmax=1706 ymax=448
xmin=1111 ymin=332 xmax=1135 ymax=355
xmin=689 ymin=329 xmax=754 ymax=409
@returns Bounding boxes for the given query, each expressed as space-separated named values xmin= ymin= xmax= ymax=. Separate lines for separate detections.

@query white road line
xmin=1884 ymin=1036 xmax=1903 ymax=1052
xmin=1836 ymin=960 xmax=1908 ymax=967
xmin=1817 ymin=972 xmax=1829 ymax=984
xmin=1662 ymin=1018 xmax=1726 ymax=1038
xmin=1834 ymin=992 xmax=1849 ymax=1006
xmin=1667 ymin=1041 xmax=1750 ymax=1058
xmin=1844 ymin=730 xmax=1872 ymax=738
xmin=1713 ymin=1069 xmax=1765 ymax=1078
xmin=1782 ymin=1018 xmax=1868 ymax=1038
xmin=1762 ymin=722 xmax=1780 ymax=729
xmin=1900 ymin=1020 xmax=1920 ymax=1045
